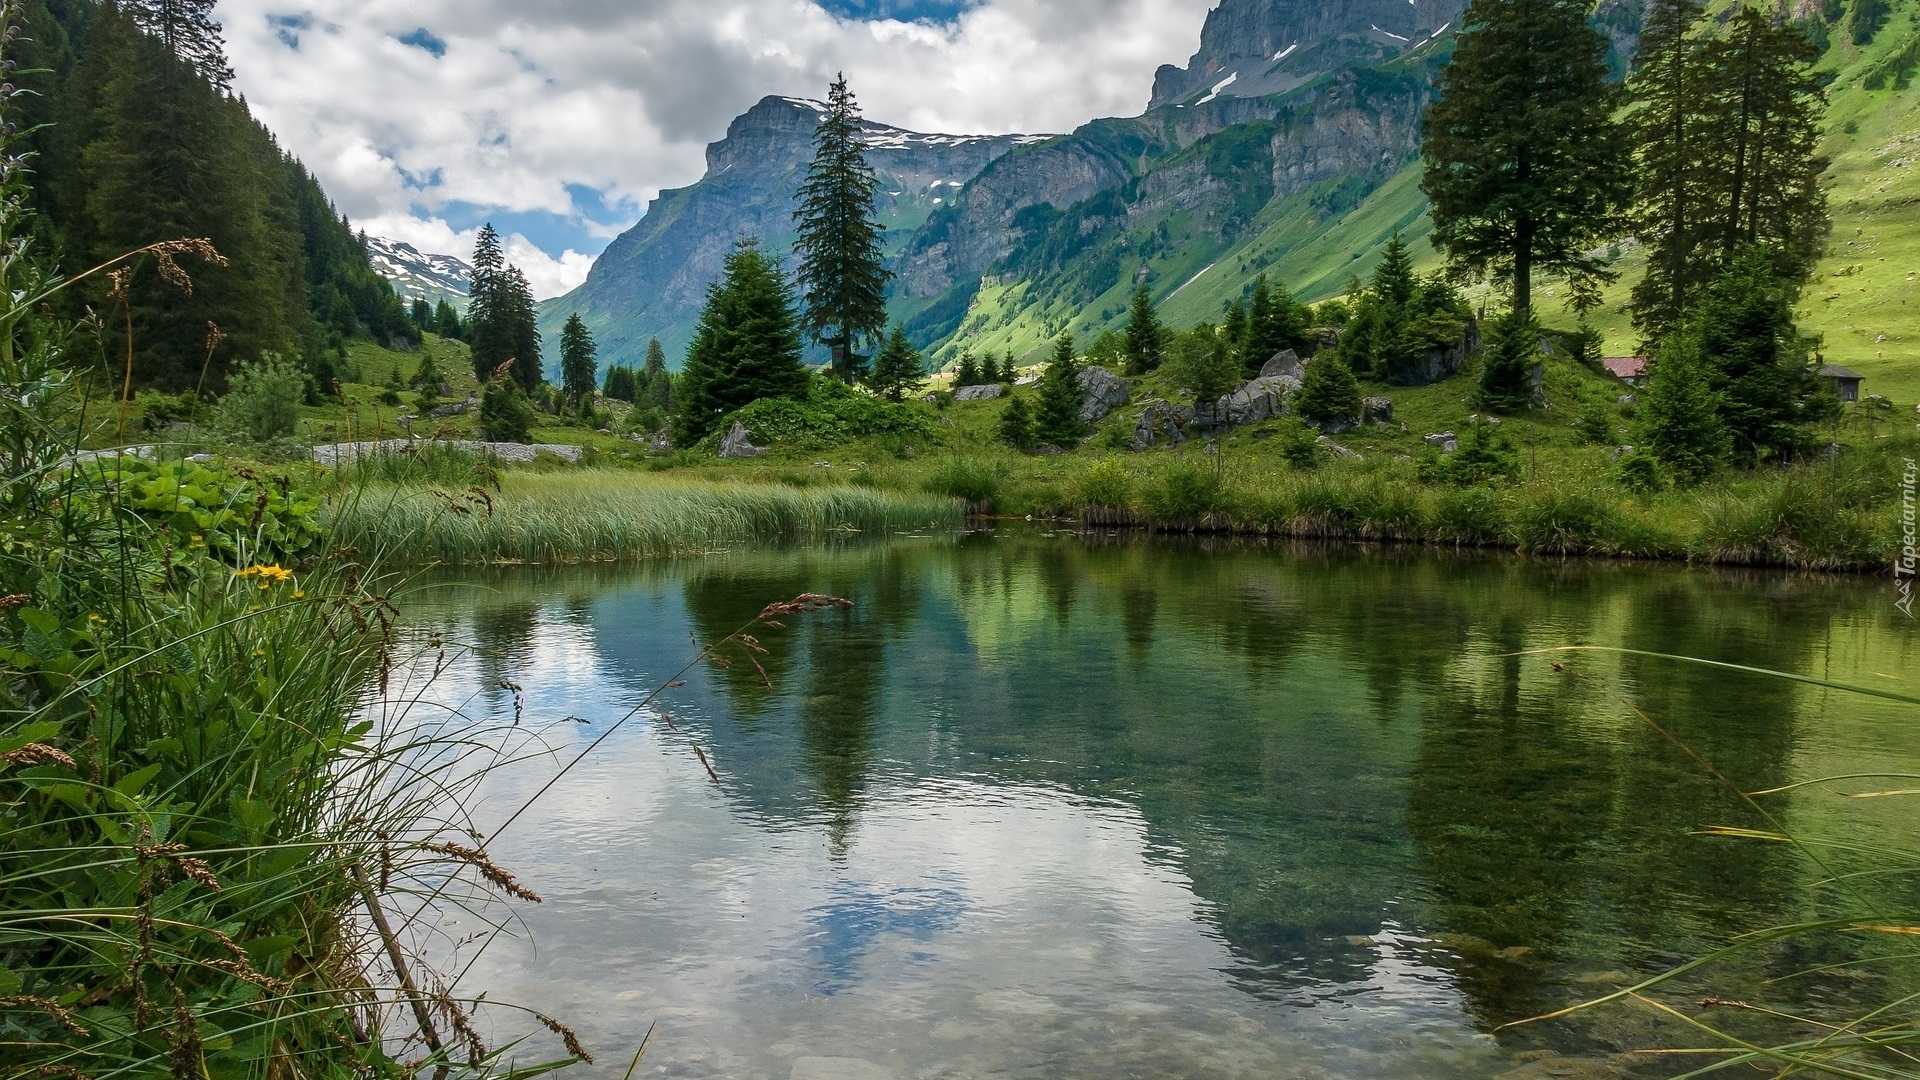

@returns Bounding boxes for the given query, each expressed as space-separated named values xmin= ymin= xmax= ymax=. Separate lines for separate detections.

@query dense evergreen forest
xmin=15 ymin=0 xmax=411 ymax=391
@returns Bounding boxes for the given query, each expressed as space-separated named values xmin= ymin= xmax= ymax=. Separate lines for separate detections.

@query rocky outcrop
xmin=1392 ymin=319 xmax=1484 ymax=386
xmin=1079 ymin=366 xmax=1131 ymax=425
xmin=1130 ymin=400 xmax=1195 ymax=451
xmin=1361 ymin=396 xmax=1394 ymax=425
xmin=718 ymin=422 xmax=766 ymax=459
xmin=1217 ymin=376 xmax=1293 ymax=427
xmin=1424 ymin=432 xmax=1458 ymax=453
xmin=954 ymin=383 xmax=1004 ymax=401
xmin=1259 ymin=349 xmax=1306 ymax=385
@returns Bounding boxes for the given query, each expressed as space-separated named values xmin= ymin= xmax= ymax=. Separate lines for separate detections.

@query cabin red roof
xmin=1602 ymin=356 xmax=1648 ymax=380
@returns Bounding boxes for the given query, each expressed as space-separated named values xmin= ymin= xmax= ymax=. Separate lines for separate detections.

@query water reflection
xmin=412 ymin=534 xmax=1919 ymax=1077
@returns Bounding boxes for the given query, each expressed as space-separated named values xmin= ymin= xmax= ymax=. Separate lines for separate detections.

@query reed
xmin=327 ymin=469 xmax=962 ymax=567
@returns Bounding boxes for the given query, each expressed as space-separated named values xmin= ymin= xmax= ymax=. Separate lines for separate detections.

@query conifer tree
xmin=1626 ymin=0 xmax=1710 ymax=340
xmin=604 ymin=366 xmax=635 ymax=401
xmin=1001 ymin=351 xmax=1019 ymax=383
xmin=998 ymin=393 xmax=1035 ymax=451
xmin=1032 ymin=335 xmax=1086 ymax=447
xmin=867 ymin=325 xmax=922 ymax=401
xmin=1123 ymin=283 xmax=1165 ymax=376
xmin=1637 ymin=330 xmax=1729 ymax=483
xmin=1421 ymin=0 xmax=1632 ymax=312
xmin=479 ymin=373 xmax=535 ymax=443
xmin=1222 ymin=301 xmax=1249 ymax=368
xmin=559 ymin=313 xmax=598 ymax=410
xmin=1295 ymin=352 xmax=1362 ymax=429
xmin=674 ymin=239 xmax=808 ymax=444
xmin=1242 ymin=274 xmax=1308 ymax=375
xmin=501 ymin=267 xmax=541 ymax=392
xmin=1697 ymin=8 xmax=1829 ymax=283
xmin=467 ymin=225 xmax=509 ymax=380
xmin=642 ymin=337 xmax=672 ymax=412
xmin=124 ymin=0 xmax=233 ymax=89
xmin=955 ymin=353 xmax=980 ymax=388
xmin=434 ymin=300 xmax=463 ymax=340
xmin=1691 ymin=247 xmax=1816 ymax=461
xmin=793 ymin=73 xmax=891 ymax=383
xmin=1478 ymin=308 xmax=1541 ymax=412
xmin=1371 ymin=236 xmax=1417 ymax=308
xmin=411 ymin=297 xmax=433 ymax=329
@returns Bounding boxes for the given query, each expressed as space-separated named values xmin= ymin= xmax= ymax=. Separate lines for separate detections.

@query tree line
xmin=19 ymin=0 xmax=414 ymax=394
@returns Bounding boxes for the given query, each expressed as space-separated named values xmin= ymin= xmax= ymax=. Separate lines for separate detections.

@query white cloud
xmin=214 ymin=0 xmax=1215 ymax=299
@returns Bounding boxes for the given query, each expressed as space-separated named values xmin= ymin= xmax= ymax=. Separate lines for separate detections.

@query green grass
xmin=327 ymin=470 xmax=964 ymax=566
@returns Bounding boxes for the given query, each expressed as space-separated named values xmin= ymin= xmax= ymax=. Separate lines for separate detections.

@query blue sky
xmin=223 ymin=0 xmax=1214 ymax=297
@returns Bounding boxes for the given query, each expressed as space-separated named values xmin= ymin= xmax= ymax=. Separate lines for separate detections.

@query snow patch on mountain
xmin=366 ymin=236 xmax=473 ymax=309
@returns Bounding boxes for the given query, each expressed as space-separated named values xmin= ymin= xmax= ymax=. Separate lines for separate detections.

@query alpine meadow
xmin=7 ymin=0 xmax=1920 ymax=1077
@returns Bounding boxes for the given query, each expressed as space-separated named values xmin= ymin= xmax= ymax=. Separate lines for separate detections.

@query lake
xmin=392 ymin=531 xmax=1920 ymax=1079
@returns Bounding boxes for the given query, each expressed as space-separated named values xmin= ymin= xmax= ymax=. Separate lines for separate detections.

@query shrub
xmin=1575 ymin=400 xmax=1616 ymax=444
xmin=715 ymin=374 xmax=938 ymax=450
xmin=1295 ymin=351 xmax=1362 ymax=428
xmin=923 ymin=457 xmax=1005 ymax=504
xmin=1079 ymin=456 xmax=1132 ymax=507
xmin=480 ymin=376 xmax=536 ymax=442
xmin=1614 ymin=450 xmax=1666 ymax=494
xmin=1423 ymin=423 xmax=1522 ymax=486
xmin=1275 ymin=417 xmax=1320 ymax=467
xmin=216 ymin=351 xmax=306 ymax=442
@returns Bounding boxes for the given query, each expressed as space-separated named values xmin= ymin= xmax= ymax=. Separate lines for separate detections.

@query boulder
xmin=649 ymin=430 xmax=672 ymax=452
xmin=1078 ymin=365 xmax=1131 ymax=425
xmin=1617 ymin=394 xmax=1637 ymax=406
xmin=1609 ymin=445 xmax=1636 ymax=462
xmin=954 ymin=383 xmax=1004 ymax=402
xmin=717 ymin=422 xmax=766 ymax=459
xmin=1129 ymin=399 xmax=1193 ymax=451
xmin=1529 ymin=362 xmax=1549 ymax=409
xmin=1316 ymin=436 xmax=1361 ymax=460
xmin=1425 ymin=431 xmax=1459 ymax=453
xmin=1014 ymin=374 xmax=1040 ymax=387
xmin=1311 ymin=327 xmax=1342 ymax=352
xmin=1391 ymin=318 xmax=1483 ymax=387
xmin=428 ymin=402 xmax=469 ymax=420
xmin=1361 ymin=396 xmax=1395 ymax=425
xmin=1258 ymin=349 xmax=1306 ymax=384
xmin=1217 ymin=376 xmax=1292 ymax=428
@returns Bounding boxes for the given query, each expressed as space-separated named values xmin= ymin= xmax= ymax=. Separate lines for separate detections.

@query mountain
xmin=549 ymin=0 xmax=1920 ymax=385
xmin=538 ymin=97 xmax=1050 ymax=370
xmin=366 ymin=237 xmax=473 ymax=312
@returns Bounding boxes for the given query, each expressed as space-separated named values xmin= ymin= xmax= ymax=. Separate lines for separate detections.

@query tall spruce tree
xmin=1032 ymin=335 xmax=1086 ymax=447
xmin=1243 ymin=274 xmax=1309 ymax=375
xmin=559 ymin=313 xmax=598 ymax=409
xmin=1421 ymin=0 xmax=1632 ymax=312
xmin=1372 ymin=236 xmax=1417 ymax=307
xmin=793 ymin=73 xmax=891 ymax=383
xmin=1626 ymin=0 xmax=1710 ymax=341
xmin=1123 ymin=284 xmax=1164 ymax=376
xmin=674 ymin=239 xmax=808 ymax=444
xmin=1692 ymin=247 xmax=1817 ymax=461
xmin=867 ymin=325 xmax=922 ymax=401
xmin=501 ymin=267 xmax=541 ymax=392
xmin=467 ymin=224 xmax=509 ymax=380
xmin=124 ymin=0 xmax=232 ymax=89
xmin=1698 ymin=7 xmax=1829 ymax=282
xmin=642 ymin=337 xmax=672 ymax=413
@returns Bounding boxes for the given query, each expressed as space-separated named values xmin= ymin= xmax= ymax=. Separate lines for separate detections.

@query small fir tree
xmin=1692 ymin=247 xmax=1814 ymax=461
xmin=867 ymin=325 xmax=923 ymax=401
xmin=674 ymin=239 xmax=809 ymax=444
xmin=1123 ymin=283 xmax=1165 ymax=376
xmin=1295 ymin=351 xmax=1362 ymax=429
xmin=1032 ymin=335 xmax=1086 ymax=447
xmin=1637 ymin=330 xmax=1729 ymax=484
xmin=1000 ymin=351 xmax=1019 ymax=383
xmin=434 ymin=300 xmax=463 ymax=340
xmin=1477 ymin=308 xmax=1540 ymax=413
xmin=998 ymin=393 xmax=1035 ymax=451
xmin=642 ymin=337 xmax=672 ymax=413
xmin=955 ymin=353 xmax=981 ymax=388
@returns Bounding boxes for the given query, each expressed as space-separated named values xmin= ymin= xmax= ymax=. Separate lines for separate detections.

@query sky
xmin=218 ymin=0 xmax=1218 ymax=299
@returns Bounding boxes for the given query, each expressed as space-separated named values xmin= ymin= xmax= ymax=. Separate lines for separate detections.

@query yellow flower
xmin=292 ymin=590 xmax=306 ymax=599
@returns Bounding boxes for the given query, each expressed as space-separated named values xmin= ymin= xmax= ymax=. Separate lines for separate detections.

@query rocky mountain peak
xmin=1149 ymin=0 xmax=1466 ymax=109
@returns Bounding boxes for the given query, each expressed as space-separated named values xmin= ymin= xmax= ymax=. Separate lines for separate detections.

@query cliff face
xmin=1149 ymin=0 xmax=1465 ymax=108
xmin=538 ymin=96 xmax=1043 ymax=369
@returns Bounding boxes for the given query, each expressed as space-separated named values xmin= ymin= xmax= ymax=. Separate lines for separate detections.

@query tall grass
xmin=328 ymin=470 xmax=962 ymax=566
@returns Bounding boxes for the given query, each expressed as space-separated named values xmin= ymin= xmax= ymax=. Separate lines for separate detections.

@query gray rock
xmin=1391 ymin=318 xmax=1483 ymax=386
xmin=1609 ymin=445 xmax=1637 ymax=462
xmin=1361 ymin=396 xmax=1394 ymax=425
xmin=1218 ymin=376 xmax=1292 ymax=427
xmin=649 ymin=431 xmax=671 ymax=452
xmin=308 ymin=439 xmax=585 ymax=465
xmin=1014 ymin=374 xmax=1040 ymax=387
xmin=954 ymin=383 xmax=1004 ymax=402
xmin=1078 ymin=365 xmax=1131 ymax=425
xmin=1033 ymin=444 xmax=1065 ymax=457
xmin=1312 ymin=327 xmax=1342 ymax=352
xmin=1316 ymin=436 xmax=1361 ymax=460
xmin=1617 ymin=394 xmax=1637 ymax=406
xmin=1258 ymin=349 xmax=1306 ymax=383
xmin=428 ymin=402 xmax=469 ymax=419
xmin=1129 ymin=399 xmax=1193 ymax=451
xmin=1424 ymin=432 xmax=1459 ymax=453
xmin=717 ymin=422 xmax=766 ymax=459
xmin=1529 ymin=361 xmax=1550 ymax=409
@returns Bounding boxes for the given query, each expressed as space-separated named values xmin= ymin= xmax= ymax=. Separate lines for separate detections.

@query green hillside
xmin=922 ymin=0 xmax=1920 ymax=406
